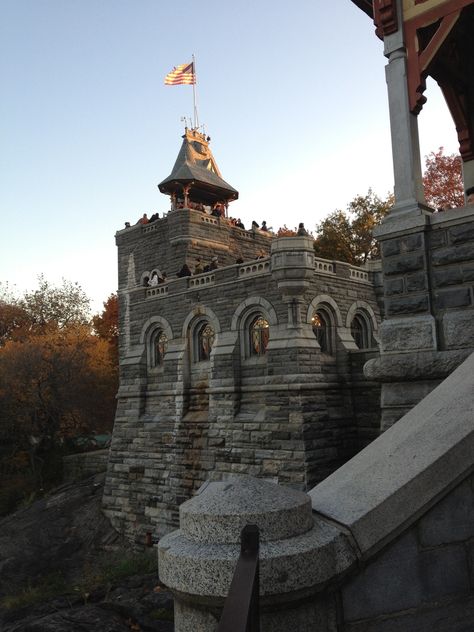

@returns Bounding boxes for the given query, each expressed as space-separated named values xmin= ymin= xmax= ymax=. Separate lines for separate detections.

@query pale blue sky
xmin=1 ymin=0 xmax=458 ymax=311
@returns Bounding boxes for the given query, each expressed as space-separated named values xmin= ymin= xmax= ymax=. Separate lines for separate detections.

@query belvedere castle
xmin=104 ymin=2 xmax=474 ymax=629
xmin=102 ymin=127 xmax=384 ymax=542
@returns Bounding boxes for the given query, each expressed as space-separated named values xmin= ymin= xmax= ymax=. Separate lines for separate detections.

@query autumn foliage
xmin=422 ymin=147 xmax=464 ymax=210
xmin=313 ymin=189 xmax=393 ymax=264
xmin=0 ymin=278 xmax=118 ymax=512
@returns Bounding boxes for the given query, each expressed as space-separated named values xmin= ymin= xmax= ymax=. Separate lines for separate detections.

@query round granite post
xmin=158 ymin=476 xmax=356 ymax=631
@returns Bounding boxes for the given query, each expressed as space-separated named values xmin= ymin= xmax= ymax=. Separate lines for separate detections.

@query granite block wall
xmin=63 ymin=450 xmax=109 ymax=482
xmin=104 ymin=210 xmax=383 ymax=542
xmin=372 ymin=206 xmax=474 ymax=429
xmin=341 ymin=472 xmax=474 ymax=631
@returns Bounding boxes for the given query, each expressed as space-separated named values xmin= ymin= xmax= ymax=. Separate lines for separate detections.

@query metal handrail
xmin=217 ymin=524 xmax=260 ymax=632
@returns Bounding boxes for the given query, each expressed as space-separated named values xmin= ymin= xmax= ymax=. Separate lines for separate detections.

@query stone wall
xmin=63 ymin=450 xmax=109 ymax=483
xmin=341 ymin=474 xmax=474 ymax=630
xmin=159 ymin=351 xmax=474 ymax=632
xmin=103 ymin=212 xmax=383 ymax=542
xmin=370 ymin=206 xmax=474 ymax=429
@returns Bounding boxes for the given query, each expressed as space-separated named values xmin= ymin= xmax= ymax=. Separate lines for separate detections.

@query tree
xmin=313 ymin=210 xmax=355 ymax=263
xmin=276 ymin=225 xmax=298 ymax=237
xmin=20 ymin=275 xmax=91 ymax=332
xmin=0 ymin=278 xmax=117 ymax=501
xmin=314 ymin=189 xmax=393 ymax=264
xmin=423 ymin=147 xmax=464 ymax=210
xmin=92 ymin=293 xmax=119 ymax=364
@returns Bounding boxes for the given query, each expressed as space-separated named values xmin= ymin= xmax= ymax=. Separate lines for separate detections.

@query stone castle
xmin=104 ymin=1 xmax=474 ymax=629
xmin=103 ymin=128 xmax=385 ymax=542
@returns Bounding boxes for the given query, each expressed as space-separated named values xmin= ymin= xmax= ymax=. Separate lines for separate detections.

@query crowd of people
xmin=145 ymin=248 xmax=275 ymax=287
xmin=124 ymin=205 xmax=278 ymax=237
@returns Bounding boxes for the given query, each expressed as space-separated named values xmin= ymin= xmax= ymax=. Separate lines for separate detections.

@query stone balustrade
xmin=349 ymin=266 xmax=369 ymax=282
xmin=188 ymin=273 xmax=216 ymax=287
xmin=143 ymin=256 xmax=373 ymax=300
xmin=314 ymin=258 xmax=335 ymax=274
xmin=146 ymin=285 xmax=169 ymax=298
xmin=238 ymin=259 xmax=270 ymax=277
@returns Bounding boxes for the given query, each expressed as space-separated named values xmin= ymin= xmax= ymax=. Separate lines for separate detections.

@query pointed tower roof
xmin=158 ymin=128 xmax=239 ymax=205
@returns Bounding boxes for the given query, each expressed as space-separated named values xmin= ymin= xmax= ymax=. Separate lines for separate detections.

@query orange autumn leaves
xmin=0 ymin=279 xmax=118 ymax=494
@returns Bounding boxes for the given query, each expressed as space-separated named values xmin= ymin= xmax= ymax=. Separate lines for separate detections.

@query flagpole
xmin=192 ymin=53 xmax=199 ymax=129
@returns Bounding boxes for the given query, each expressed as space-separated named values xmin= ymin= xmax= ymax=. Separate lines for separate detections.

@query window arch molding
xmin=140 ymin=316 xmax=173 ymax=346
xmin=306 ymin=295 xmax=343 ymax=328
xmin=231 ymin=296 xmax=277 ymax=360
xmin=182 ymin=305 xmax=221 ymax=364
xmin=306 ymin=295 xmax=342 ymax=355
xmin=140 ymin=270 xmax=151 ymax=287
xmin=231 ymin=296 xmax=278 ymax=332
xmin=140 ymin=316 xmax=173 ymax=369
xmin=345 ymin=301 xmax=379 ymax=349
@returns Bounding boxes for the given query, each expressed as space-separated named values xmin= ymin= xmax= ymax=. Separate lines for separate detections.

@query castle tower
xmin=103 ymin=129 xmax=383 ymax=543
xmin=158 ymin=127 xmax=238 ymax=215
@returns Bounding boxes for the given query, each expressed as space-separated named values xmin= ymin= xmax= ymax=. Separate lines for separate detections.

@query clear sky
xmin=1 ymin=0 xmax=459 ymax=312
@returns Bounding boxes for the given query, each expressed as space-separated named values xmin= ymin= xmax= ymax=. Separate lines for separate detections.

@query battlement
xmin=116 ymin=208 xmax=274 ymax=291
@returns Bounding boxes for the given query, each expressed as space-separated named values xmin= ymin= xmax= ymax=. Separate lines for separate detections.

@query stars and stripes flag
xmin=164 ymin=62 xmax=196 ymax=85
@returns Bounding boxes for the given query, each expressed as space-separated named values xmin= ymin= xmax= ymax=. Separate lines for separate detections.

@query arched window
xmin=150 ymin=330 xmax=168 ymax=367
xmin=197 ymin=323 xmax=215 ymax=361
xmin=250 ymin=315 xmax=269 ymax=356
xmin=312 ymin=309 xmax=333 ymax=354
xmin=351 ymin=313 xmax=371 ymax=349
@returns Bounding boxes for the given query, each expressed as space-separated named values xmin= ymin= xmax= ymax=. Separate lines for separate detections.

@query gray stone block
xmin=418 ymin=476 xmax=474 ymax=547
xmin=434 ymin=288 xmax=471 ymax=309
xmin=381 ymin=381 xmax=437 ymax=407
xmin=462 ymin=264 xmax=474 ymax=281
xmin=383 ymin=254 xmax=425 ymax=276
xmin=433 ymin=267 xmax=463 ymax=287
xmin=432 ymin=243 xmax=474 ymax=266
xmin=379 ymin=316 xmax=436 ymax=352
xmin=385 ymin=278 xmax=404 ymax=295
xmin=364 ymin=349 xmax=469 ymax=381
xmin=344 ymin=596 xmax=474 ymax=631
xmin=406 ymin=272 xmax=426 ymax=292
xmin=342 ymin=529 xmax=470 ymax=621
xmin=401 ymin=233 xmax=423 ymax=252
xmin=449 ymin=222 xmax=474 ymax=244
xmin=382 ymin=239 xmax=401 ymax=257
xmin=387 ymin=294 xmax=429 ymax=315
xmin=442 ymin=310 xmax=474 ymax=349
xmin=429 ymin=229 xmax=447 ymax=249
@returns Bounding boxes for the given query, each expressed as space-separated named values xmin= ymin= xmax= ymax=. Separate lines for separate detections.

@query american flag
xmin=164 ymin=62 xmax=196 ymax=86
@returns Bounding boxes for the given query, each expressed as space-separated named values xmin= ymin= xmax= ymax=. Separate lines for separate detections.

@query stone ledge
xmin=179 ymin=478 xmax=313 ymax=543
xmin=364 ymin=348 xmax=471 ymax=381
xmin=310 ymin=351 xmax=474 ymax=558
xmin=159 ymin=498 xmax=356 ymax=598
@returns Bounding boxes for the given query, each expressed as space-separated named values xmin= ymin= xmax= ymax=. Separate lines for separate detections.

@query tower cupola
xmin=158 ymin=128 xmax=239 ymax=213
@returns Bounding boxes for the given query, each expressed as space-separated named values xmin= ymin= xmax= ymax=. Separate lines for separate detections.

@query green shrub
xmin=150 ymin=608 xmax=174 ymax=621
xmin=1 ymin=572 xmax=67 ymax=610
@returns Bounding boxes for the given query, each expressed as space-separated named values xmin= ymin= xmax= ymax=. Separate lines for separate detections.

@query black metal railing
xmin=217 ymin=524 xmax=260 ymax=632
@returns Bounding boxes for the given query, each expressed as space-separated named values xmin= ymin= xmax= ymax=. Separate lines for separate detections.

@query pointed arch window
xmin=250 ymin=315 xmax=270 ymax=356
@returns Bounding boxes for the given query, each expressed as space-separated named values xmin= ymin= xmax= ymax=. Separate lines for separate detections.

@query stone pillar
xmin=370 ymin=216 xmax=437 ymax=430
xmin=270 ymin=235 xmax=320 ymax=361
xmin=382 ymin=0 xmax=428 ymax=216
xmin=158 ymin=477 xmax=354 ymax=631
xmin=269 ymin=236 xmax=324 ymax=487
xmin=462 ymin=159 xmax=474 ymax=194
